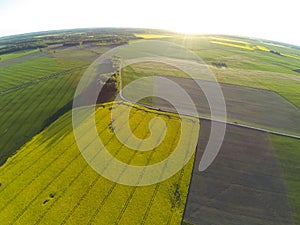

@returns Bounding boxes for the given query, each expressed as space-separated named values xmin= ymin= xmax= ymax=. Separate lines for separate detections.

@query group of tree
xmin=212 ymin=62 xmax=228 ymax=68
xmin=0 ymin=28 xmax=141 ymax=55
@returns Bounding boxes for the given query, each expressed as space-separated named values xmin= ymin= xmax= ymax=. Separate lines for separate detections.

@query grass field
xmin=0 ymin=101 xmax=198 ymax=224
xmin=271 ymin=135 xmax=300 ymax=225
xmin=212 ymin=67 xmax=300 ymax=110
xmin=0 ymin=56 xmax=89 ymax=165
xmin=0 ymin=49 xmax=39 ymax=61
xmin=0 ymin=57 xmax=86 ymax=92
xmin=50 ymin=45 xmax=112 ymax=62
xmin=122 ymin=62 xmax=190 ymax=87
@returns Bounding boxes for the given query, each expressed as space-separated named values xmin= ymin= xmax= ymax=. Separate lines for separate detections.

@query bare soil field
xmin=183 ymin=120 xmax=294 ymax=225
xmin=144 ymin=76 xmax=300 ymax=135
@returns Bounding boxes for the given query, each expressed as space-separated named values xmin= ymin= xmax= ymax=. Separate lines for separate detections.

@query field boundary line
xmin=1 ymin=73 xmax=70 ymax=156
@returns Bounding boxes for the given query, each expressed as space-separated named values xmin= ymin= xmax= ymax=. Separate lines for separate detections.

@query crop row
xmin=13 ymin=104 xmax=134 ymax=224
xmin=55 ymin=106 xmax=142 ymax=225
xmin=0 ymin=106 xmax=115 ymax=224
xmin=0 ymin=57 xmax=87 ymax=92
xmin=0 ymin=102 xmax=197 ymax=224
xmin=7 ymin=110 xmax=118 ymax=225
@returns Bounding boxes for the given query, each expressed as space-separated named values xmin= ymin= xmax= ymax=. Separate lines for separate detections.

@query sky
xmin=0 ymin=0 xmax=299 ymax=46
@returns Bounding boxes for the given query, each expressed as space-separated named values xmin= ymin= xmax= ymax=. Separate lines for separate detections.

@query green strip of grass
xmin=0 ymin=57 xmax=88 ymax=91
xmin=270 ymin=135 xmax=300 ymax=225
xmin=0 ymin=68 xmax=85 ymax=165
xmin=0 ymin=49 xmax=39 ymax=61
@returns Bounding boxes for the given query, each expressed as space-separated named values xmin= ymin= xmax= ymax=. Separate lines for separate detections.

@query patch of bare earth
xmin=183 ymin=121 xmax=294 ymax=225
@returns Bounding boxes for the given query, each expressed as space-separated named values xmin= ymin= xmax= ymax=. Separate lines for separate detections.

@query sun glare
xmin=0 ymin=0 xmax=299 ymax=46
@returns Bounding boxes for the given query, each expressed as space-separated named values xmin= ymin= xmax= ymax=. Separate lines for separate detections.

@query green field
xmin=192 ymin=36 xmax=300 ymax=109
xmin=0 ymin=57 xmax=86 ymax=91
xmin=271 ymin=135 xmax=300 ymax=225
xmin=0 ymin=102 xmax=197 ymax=224
xmin=0 ymin=56 xmax=88 ymax=165
xmin=0 ymin=49 xmax=39 ymax=62
xmin=167 ymin=35 xmax=300 ymax=75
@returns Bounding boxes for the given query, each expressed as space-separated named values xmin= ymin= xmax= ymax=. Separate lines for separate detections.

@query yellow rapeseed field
xmin=0 ymin=101 xmax=198 ymax=225
xmin=282 ymin=53 xmax=300 ymax=61
xmin=211 ymin=37 xmax=250 ymax=45
xmin=211 ymin=40 xmax=255 ymax=51
xmin=255 ymin=45 xmax=270 ymax=52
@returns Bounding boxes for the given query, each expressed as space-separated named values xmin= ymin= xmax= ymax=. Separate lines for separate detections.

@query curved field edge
xmin=270 ymin=135 xmax=300 ymax=225
xmin=0 ymin=101 xmax=198 ymax=225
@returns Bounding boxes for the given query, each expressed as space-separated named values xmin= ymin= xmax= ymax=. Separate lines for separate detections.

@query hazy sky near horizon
xmin=0 ymin=0 xmax=299 ymax=46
